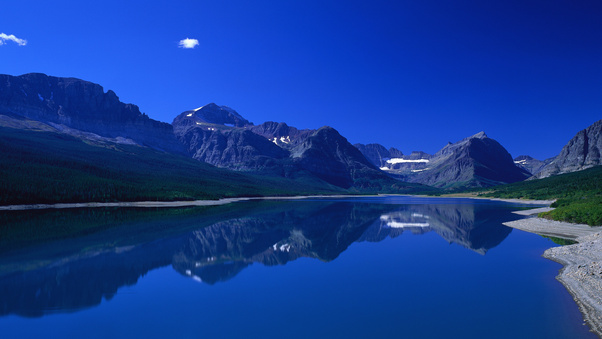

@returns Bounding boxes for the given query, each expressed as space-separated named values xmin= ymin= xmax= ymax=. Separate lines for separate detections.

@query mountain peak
xmin=176 ymin=103 xmax=252 ymax=127
xmin=471 ymin=131 xmax=487 ymax=139
xmin=452 ymin=131 xmax=487 ymax=145
xmin=535 ymin=118 xmax=602 ymax=178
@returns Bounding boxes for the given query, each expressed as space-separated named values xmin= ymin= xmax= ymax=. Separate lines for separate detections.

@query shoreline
xmin=504 ymin=211 xmax=602 ymax=338
xmin=0 ymin=194 xmax=389 ymax=211
xmin=504 ymin=217 xmax=599 ymax=240
xmin=468 ymin=197 xmax=555 ymax=205
xmin=544 ymin=232 xmax=602 ymax=338
xmin=415 ymin=193 xmax=555 ymax=206
xmin=0 ymin=194 xmax=553 ymax=211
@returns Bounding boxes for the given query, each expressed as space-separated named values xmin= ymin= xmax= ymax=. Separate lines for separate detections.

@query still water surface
xmin=0 ymin=196 xmax=596 ymax=338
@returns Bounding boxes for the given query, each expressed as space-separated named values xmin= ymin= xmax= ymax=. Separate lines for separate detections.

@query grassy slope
xmin=0 ymin=127 xmax=346 ymax=204
xmin=0 ymin=127 xmax=434 ymax=205
xmin=482 ymin=166 xmax=602 ymax=226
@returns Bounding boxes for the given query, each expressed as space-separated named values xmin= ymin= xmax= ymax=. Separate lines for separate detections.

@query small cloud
xmin=0 ymin=33 xmax=27 ymax=46
xmin=178 ymin=38 xmax=199 ymax=49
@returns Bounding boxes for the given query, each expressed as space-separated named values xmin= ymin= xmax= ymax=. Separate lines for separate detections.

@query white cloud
xmin=0 ymin=33 xmax=27 ymax=46
xmin=178 ymin=38 xmax=199 ymax=49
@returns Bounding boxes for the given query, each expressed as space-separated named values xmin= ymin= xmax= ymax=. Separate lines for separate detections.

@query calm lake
xmin=0 ymin=196 xmax=596 ymax=338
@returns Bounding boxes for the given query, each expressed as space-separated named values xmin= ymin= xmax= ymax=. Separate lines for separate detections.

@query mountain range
xmin=0 ymin=72 xmax=600 ymax=203
xmin=172 ymin=103 xmax=404 ymax=189
xmin=355 ymin=132 xmax=531 ymax=188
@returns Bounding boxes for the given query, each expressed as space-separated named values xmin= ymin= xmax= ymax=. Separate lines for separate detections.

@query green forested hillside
xmin=0 ymin=127 xmax=432 ymax=205
xmin=485 ymin=166 xmax=602 ymax=199
xmin=483 ymin=166 xmax=602 ymax=226
xmin=0 ymin=127 xmax=343 ymax=204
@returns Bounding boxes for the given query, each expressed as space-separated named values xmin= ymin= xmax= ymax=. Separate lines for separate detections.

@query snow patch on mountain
xmin=387 ymin=158 xmax=429 ymax=164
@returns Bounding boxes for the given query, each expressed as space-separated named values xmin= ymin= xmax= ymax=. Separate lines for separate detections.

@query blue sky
xmin=2 ymin=0 xmax=601 ymax=159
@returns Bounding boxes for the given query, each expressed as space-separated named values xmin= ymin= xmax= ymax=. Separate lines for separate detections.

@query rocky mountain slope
xmin=173 ymin=104 xmax=420 ymax=190
xmin=249 ymin=121 xmax=315 ymax=148
xmin=535 ymin=119 xmax=602 ymax=178
xmin=353 ymin=143 xmax=404 ymax=168
xmin=513 ymin=155 xmax=553 ymax=176
xmin=356 ymin=132 xmax=530 ymax=188
xmin=0 ymin=73 xmax=185 ymax=154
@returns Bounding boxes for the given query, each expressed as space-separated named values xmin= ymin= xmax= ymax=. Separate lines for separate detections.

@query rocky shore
xmin=544 ymin=232 xmax=602 ymax=338
xmin=505 ymin=214 xmax=602 ymax=338
xmin=504 ymin=217 xmax=599 ymax=240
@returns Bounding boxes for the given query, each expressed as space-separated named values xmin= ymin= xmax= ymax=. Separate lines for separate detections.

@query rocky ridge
xmin=513 ymin=155 xmax=552 ymax=176
xmin=356 ymin=132 xmax=530 ymax=188
xmin=0 ymin=73 xmax=185 ymax=154
xmin=536 ymin=119 xmax=602 ymax=178
xmin=353 ymin=143 xmax=404 ymax=168
xmin=172 ymin=104 xmax=403 ymax=189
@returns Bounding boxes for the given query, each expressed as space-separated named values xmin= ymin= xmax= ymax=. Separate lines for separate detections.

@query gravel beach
xmin=505 ymin=214 xmax=602 ymax=338
xmin=545 ymin=232 xmax=602 ymax=338
xmin=504 ymin=217 xmax=599 ymax=240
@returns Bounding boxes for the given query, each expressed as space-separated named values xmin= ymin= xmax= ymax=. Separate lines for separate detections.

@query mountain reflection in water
xmin=0 ymin=198 xmax=524 ymax=317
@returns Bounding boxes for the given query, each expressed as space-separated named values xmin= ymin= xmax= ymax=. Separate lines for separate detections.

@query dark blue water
xmin=0 ymin=197 xmax=595 ymax=338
